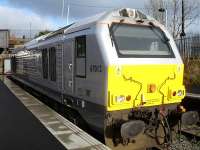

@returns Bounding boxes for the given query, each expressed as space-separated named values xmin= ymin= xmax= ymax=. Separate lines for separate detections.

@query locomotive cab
xmin=104 ymin=8 xmax=185 ymax=111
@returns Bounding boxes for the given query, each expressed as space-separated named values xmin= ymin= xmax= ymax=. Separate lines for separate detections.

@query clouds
xmin=7 ymin=0 xmax=63 ymax=18
xmin=6 ymin=0 xmax=146 ymax=22
xmin=0 ymin=0 xmax=199 ymax=37
xmin=0 ymin=5 xmax=58 ymax=38
xmin=0 ymin=6 xmax=56 ymax=30
xmin=0 ymin=0 xmax=147 ymax=36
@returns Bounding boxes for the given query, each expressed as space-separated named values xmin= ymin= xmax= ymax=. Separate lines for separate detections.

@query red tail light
xmin=172 ymin=91 xmax=176 ymax=96
xmin=126 ymin=95 xmax=131 ymax=101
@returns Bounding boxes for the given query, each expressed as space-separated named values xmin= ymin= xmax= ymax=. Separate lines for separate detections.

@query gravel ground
xmin=169 ymin=135 xmax=200 ymax=150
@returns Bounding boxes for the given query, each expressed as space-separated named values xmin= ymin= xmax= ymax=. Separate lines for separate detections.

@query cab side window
xmin=76 ymin=36 xmax=86 ymax=58
xmin=75 ymin=35 xmax=86 ymax=78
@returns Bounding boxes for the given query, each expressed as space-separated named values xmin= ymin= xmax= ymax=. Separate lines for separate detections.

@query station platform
xmin=0 ymin=76 xmax=109 ymax=150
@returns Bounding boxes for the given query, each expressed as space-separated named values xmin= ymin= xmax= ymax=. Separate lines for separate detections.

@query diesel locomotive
xmin=11 ymin=8 xmax=196 ymax=149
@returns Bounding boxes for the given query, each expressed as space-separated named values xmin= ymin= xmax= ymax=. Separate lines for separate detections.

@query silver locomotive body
xmin=11 ymin=8 xmax=190 ymax=149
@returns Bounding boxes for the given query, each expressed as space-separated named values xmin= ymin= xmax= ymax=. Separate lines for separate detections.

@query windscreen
xmin=111 ymin=24 xmax=174 ymax=58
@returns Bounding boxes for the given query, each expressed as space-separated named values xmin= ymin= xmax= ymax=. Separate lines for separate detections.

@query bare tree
xmin=145 ymin=0 xmax=200 ymax=38
xmin=145 ymin=0 xmax=166 ymax=24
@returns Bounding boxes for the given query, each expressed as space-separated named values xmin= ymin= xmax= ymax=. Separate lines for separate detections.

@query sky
xmin=0 ymin=0 xmax=199 ymax=37
xmin=0 ymin=0 xmax=146 ymax=30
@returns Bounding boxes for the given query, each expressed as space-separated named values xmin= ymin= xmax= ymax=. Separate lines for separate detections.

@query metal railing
xmin=176 ymin=35 xmax=200 ymax=59
xmin=176 ymin=35 xmax=200 ymax=93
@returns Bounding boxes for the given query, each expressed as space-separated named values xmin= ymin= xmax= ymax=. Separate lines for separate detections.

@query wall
xmin=0 ymin=30 xmax=9 ymax=51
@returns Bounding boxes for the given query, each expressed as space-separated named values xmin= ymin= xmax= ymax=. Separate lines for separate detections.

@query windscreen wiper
xmin=108 ymin=19 xmax=125 ymax=46
xmin=149 ymin=21 xmax=170 ymax=43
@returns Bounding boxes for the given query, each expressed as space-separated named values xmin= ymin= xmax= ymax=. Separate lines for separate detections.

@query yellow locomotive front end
xmin=104 ymin=9 xmax=188 ymax=149
xmin=107 ymin=64 xmax=185 ymax=111
xmin=106 ymin=21 xmax=185 ymax=112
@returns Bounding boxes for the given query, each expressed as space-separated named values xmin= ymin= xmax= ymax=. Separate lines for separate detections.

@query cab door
xmin=63 ymin=35 xmax=86 ymax=97
xmin=63 ymin=38 xmax=74 ymax=95
xmin=74 ymin=35 xmax=86 ymax=97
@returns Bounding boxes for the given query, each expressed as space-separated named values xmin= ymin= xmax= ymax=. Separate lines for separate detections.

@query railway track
xmin=167 ymin=123 xmax=200 ymax=150
xmin=180 ymin=95 xmax=200 ymax=141
xmin=181 ymin=123 xmax=200 ymax=141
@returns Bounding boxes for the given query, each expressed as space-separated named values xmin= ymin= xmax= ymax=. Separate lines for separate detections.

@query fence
xmin=176 ymin=35 xmax=200 ymax=92
xmin=176 ymin=35 xmax=200 ymax=59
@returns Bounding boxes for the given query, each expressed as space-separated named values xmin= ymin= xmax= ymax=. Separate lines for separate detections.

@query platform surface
xmin=0 ymin=76 xmax=109 ymax=150
xmin=0 ymin=77 xmax=66 ymax=150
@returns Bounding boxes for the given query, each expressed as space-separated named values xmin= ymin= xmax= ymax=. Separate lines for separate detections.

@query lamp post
xmin=180 ymin=0 xmax=186 ymax=58
xmin=180 ymin=0 xmax=186 ymax=37
xmin=158 ymin=8 xmax=167 ymax=27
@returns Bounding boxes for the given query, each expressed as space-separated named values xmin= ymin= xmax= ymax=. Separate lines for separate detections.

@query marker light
xmin=148 ymin=84 xmax=156 ymax=93
xmin=115 ymin=95 xmax=125 ymax=103
xmin=172 ymin=91 xmax=176 ymax=96
xmin=177 ymin=90 xmax=183 ymax=96
xmin=126 ymin=95 xmax=131 ymax=101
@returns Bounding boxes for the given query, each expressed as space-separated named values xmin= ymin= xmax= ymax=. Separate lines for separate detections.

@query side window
xmin=76 ymin=36 xmax=86 ymax=58
xmin=49 ymin=47 xmax=56 ymax=81
xmin=75 ymin=35 xmax=86 ymax=78
xmin=42 ymin=48 xmax=48 ymax=79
